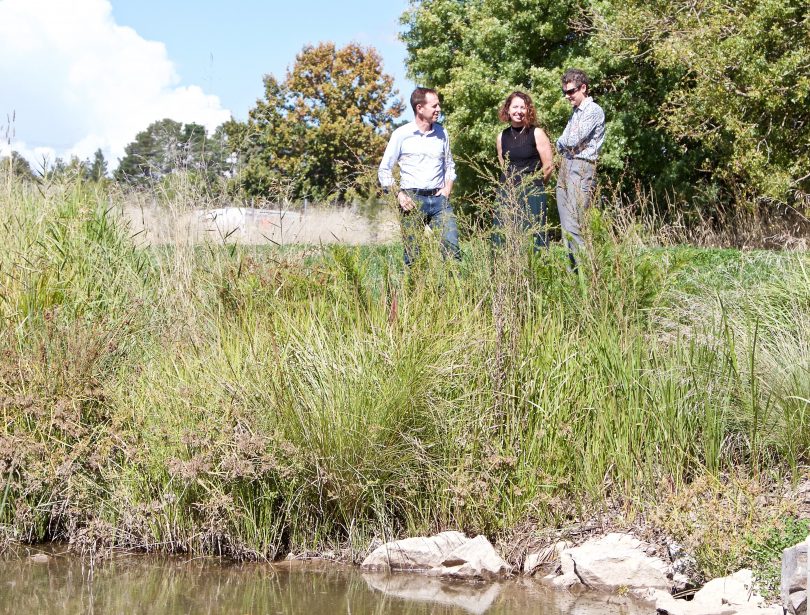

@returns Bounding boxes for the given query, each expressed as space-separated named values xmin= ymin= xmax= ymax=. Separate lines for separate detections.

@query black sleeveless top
xmin=500 ymin=125 xmax=542 ymax=187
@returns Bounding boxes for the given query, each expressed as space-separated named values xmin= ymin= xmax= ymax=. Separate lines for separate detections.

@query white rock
xmin=550 ymin=571 xmax=582 ymax=589
xmin=360 ymin=531 xmax=469 ymax=571
xmin=691 ymin=569 xmax=764 ymax=611
xmin=562 ymin=532 xmax=671 ymax=591
xmin=523 ymin=541 xmax=570 ymax=575
xmin=432 ymin=535 xmax=512 ymax=579
xmin=790 ymin=591 xmax=808 ymax=615
xmin=644 ymin=569 xmax=779 ymax=615
xmin=783 ymin=537 xmax=809 ymax=614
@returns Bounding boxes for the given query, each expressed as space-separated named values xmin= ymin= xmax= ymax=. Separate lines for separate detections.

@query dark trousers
xmin=492 ymin=183 xmax=548 ymax=252
xmin=400 ymin=193 xmax=461 ymax=266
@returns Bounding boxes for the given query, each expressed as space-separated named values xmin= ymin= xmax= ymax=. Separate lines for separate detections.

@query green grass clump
xmin=0 ymin=175 xmax=808 ymax=577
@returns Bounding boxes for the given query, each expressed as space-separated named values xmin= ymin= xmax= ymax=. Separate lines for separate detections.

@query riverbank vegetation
xmin=0 ymin=175 xmax=808 ymax=591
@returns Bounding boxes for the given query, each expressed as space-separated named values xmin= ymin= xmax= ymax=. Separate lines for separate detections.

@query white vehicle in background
xmin=199 ymin=207 xmax=301 ymax=242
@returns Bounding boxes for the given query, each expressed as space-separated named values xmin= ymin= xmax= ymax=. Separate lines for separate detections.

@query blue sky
xmin=0 ymin=0 xmax=415 ymax=168
xmin=109 ymin=0 xmax=415 ymax=120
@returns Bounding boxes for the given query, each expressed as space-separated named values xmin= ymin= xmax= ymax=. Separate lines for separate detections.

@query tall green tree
xmin=115 ymin=119 xmax=230 ymax=187
xmin=89 ymin=148 xmax=108 ymax=181
xmin=1 ymin=151 xmax=37 ymax=182
xmin=588 ymin=0 xmax=810 ymax=206
xmin=400 ymin=0 xmax=810 ymax=211
xmin=226 ymin=42 xmax=404 ymax=201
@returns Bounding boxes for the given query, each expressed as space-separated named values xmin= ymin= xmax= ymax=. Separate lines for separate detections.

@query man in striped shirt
xmin=555 ymin=68 xmax=606 ymax=271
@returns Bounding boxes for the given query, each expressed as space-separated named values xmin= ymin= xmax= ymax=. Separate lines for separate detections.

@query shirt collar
xmin=575 ymin=96 xmax=594 ymax=112
xmin=409 ymin=120 xmax=436 ymax=136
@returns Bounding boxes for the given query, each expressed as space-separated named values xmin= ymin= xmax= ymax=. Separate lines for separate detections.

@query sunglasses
xmin=562 ymin=86 xmax=581 ymax=96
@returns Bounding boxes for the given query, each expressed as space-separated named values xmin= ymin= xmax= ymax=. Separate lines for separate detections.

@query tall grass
xmin=0 ymin=173 xmax=808 ymax=568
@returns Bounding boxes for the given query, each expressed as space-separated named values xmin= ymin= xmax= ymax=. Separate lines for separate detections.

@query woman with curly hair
xmin=494 ymin=91 xmax=554 ymax=251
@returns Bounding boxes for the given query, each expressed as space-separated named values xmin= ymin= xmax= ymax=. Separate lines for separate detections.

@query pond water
xmin=0 ymin=546 xmax=652 ymax=614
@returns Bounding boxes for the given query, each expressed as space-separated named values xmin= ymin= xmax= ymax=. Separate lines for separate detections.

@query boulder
xmin=641 ymin=569 xmax=780 ymax=615
xmin=782 ymin=537 xmax=809 ymax=614
xmin=561 ymin=532 xmax=671 ymax=591
xmin=360 ymin=531 xmax=469 ymax=571
xmin=431 ymin=535 xmax=512 ymax=579
xmin=790 ymin=592 xmax=808 ymax=615
xmin=523 ymin=541 xmax=570 ymax=575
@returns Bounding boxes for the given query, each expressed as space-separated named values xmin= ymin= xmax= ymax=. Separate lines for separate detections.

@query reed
xmin=0 ymin=173 xmax=807 ymax=581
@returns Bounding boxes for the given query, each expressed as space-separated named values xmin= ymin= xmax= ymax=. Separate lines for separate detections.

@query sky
xmin=0 ymin=0 xmax=415 ymax=171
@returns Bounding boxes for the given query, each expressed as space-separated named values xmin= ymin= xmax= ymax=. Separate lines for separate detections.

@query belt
xmin=405 ymin=188 xmax=439 ymax=196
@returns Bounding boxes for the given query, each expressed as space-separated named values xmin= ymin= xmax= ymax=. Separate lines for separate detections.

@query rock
xmin=690 ymin=569 xmax=765 ymax=613
xmin=642 ymin=569 xmax=779 ymax=615
xmin=362 ymin=572 xmax=501 ymax=615
xmin=523 ymin=541 xmax=570 ymax=575
xmin=360 ymin=531 xmax=469 ymax=571
xmin=29 ymin=553 xmax=50 ymax=564
xmin=561 ymin=532 xmax=671 ymax=592
xmin=790 ymin=591 xmax=808 ymax=615
xmin=431 ymin=535 xmax=512 ymax=579
xmin=783 ymin=536 xmax=809 ymax=614
xmin=548 ymin=571 xmax=582 ymax=590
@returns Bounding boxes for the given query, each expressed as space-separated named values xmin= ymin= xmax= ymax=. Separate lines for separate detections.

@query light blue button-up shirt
xmin=556 ymin=97 xmax=605 ymax=162
xmin=378 ymin=121 xmax=456 ymax=190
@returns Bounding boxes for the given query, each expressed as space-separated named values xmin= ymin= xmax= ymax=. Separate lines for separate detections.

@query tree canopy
xmin=225 ymin=42 xmax=404 ymax=201
xmin=115 ymin=119 xmax=230 ymax=187
xmin=1 ymin=151 xmax=37 ymax=182
xmin=400 ymin=0 xmax=810 ymax=211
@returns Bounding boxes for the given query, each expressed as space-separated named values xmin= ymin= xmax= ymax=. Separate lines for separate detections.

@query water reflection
xmin=0 ymin=546 xmax=651 ymax=614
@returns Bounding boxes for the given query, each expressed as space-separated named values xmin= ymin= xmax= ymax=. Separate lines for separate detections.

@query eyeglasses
xmin=562 ymin=86 xmax=581 ymax=96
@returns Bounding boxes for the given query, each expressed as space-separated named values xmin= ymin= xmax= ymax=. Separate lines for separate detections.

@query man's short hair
xmin=561 ymin=69 xmax=590 ymax=93
xmin=410 ymin=87 xmax=438 ymax=113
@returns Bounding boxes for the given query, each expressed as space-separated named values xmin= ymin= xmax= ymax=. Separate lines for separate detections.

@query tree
xmin=86 ymin=148 xmax=108 ymax=182
xmin=226 ymin=42 xmax=404 ymax=201
xmin=1 ymin=151 xmax=37 ymax=182
xmin=115 ymin=119 xmax=231 ymax=187
xmin=400 ymin=0 xmax=586 ymax=196
xmin=400 ymin=0 xmax=810 ymax=212
xmin=587 ymin=0 xmax=810 ymax=207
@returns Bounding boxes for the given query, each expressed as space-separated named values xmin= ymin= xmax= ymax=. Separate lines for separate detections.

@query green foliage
xmin=89 ymin=148 xmax=108 ymax=181
xmin=0 ymin=151 xmax=37 ymax=183
xmin=592 ymin=0 xmax=810 ymax=205
xmin=749 ymin=515 xmax=810 ymax=598
xmin=400 ymin=0 xmax=810 ymax=213
xmin=225 ymin=42 xmax=404 ymax=202
xmin=401 ymin=0 xmax=582 ymax=193
xmin=115 ymin=119 xmax=231 ymax=189
xmin=1 ymin=176 xmax=809 ymax=561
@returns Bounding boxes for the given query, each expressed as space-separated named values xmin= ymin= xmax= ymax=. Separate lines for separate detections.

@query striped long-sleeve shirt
xmin=556 ymin=97 xmax=605 ymax=162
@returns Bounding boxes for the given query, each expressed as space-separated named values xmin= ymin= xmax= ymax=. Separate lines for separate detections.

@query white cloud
xmin=0 ymin=0 xmax=230 ymax=170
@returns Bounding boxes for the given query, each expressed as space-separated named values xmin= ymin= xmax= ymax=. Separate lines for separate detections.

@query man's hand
xmin=437 ymin=180 xmax=453 ymax=199
xmin=437 ymin=186 xmax=451 ymax=198
xmin=398 ymin=190 xmax=416 ymax=212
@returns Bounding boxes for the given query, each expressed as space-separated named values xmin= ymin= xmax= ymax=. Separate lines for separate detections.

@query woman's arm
xmin=496 ymin=131 xmax=504 ymax=167
xmin=535 ymin=127 xmax=554 ymax=182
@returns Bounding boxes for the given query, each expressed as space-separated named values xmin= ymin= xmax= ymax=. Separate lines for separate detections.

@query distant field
xmin=119 ymin=202 xmax=400 ymax=246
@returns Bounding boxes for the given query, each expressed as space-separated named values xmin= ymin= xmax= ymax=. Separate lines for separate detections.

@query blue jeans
xmin=400 ymin=193 xmax=461 ymax=266
xmin=492 ymin=183 xmax=548 ymax=252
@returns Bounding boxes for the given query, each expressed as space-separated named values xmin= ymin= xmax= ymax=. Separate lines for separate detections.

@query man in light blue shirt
xmin=379 ymin=87 xmax=460 ymax=265
xmin=555 ymin=69 xmax=606 ymax=271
